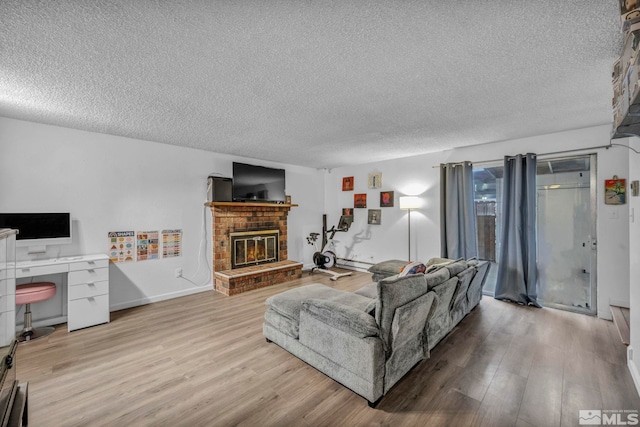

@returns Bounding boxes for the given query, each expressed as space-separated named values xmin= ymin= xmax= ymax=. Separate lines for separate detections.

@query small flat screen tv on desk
xmin=0 ymin=213 xmax=72 ymax=253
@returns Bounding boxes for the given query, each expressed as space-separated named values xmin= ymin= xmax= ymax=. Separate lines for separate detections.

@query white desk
xmin=15 ymin=254 xmax=110 ymax=331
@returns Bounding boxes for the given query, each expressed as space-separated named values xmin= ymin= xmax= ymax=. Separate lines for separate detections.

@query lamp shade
xmin=399 ymin=196 xmax=420 ymax=210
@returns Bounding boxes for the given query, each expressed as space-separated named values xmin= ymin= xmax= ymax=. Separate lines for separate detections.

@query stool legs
xmin=17 ymin=303 xmax=55 ymax=343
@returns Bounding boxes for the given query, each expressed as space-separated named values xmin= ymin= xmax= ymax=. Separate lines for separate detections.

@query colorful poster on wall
xmin=380 ymin=191 xmax=394 ymax=207
xmin=368 ymin=172 xmax=382 ymax=189
xmin=354 ymin=193 xmax=367 ymax=208
xmin=342 ymin=176 xmax=354 ymax=191
xmin=162 ymin=229 xmax=182 ymax=258
xmin=137 ymin=230 xmax=159 ymax=261
xmin=108 ymin=231 xmax=136 ymax=263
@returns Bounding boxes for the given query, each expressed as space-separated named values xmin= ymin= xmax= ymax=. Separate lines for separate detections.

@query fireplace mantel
xmin=207 ymin=201 xmax=301 ymax=295
xmin=205 ymin=202 xmax=298 ymax=208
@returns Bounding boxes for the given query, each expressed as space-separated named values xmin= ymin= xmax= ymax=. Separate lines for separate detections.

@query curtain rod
xmin=431 ymin=143 xmax=616 ymax=168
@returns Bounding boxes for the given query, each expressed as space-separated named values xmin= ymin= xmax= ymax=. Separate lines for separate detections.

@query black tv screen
xmin=0 ymin=212 xmax=71 ymax=242
xmin=232 ymin=163 xmax=286 ymax=202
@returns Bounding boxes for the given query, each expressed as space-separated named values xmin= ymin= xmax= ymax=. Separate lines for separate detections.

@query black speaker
xmin=207 ymin=176 xmax=232 ymax=202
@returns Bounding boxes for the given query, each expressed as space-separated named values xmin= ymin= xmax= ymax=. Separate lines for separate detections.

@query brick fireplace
xmin=207 ymin=202 xmax=302 ymax=295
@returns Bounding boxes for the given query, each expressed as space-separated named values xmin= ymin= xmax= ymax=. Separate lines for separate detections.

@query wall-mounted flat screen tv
xmin=232 ymin=162 xmax=286 ymax=203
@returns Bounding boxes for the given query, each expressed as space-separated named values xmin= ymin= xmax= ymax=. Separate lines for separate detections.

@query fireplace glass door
xmin=231 ymin=230 xmax=279 ymax=269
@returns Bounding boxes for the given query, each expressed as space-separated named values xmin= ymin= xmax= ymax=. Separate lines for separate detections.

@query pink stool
xmin=16 ymin=282 xmax=56 ymax=343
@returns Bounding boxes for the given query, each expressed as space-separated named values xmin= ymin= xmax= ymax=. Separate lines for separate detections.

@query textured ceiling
xmin=0 ymin=1 xmax=623 ymax=168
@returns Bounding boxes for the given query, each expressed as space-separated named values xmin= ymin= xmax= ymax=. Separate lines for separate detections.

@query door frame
xmin=535 ymin=153 xmax=597 ymax=315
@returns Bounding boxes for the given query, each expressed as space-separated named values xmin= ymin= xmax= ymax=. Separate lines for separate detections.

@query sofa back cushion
xmin=425 ymin=267 xmax=452 ymax=290
xmin=450 ymin=265 xmax=476 ymax=324
xmin=443 ymin=259 xmax=468 ymax=277
xmin=375 ymin=274 xmax=428 ymax=354
xmin=374 ymin=267 xmax=452 ymax=356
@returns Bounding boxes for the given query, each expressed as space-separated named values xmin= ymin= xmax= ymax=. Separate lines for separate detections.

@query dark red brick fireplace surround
xmin=207 ymin=202 xmax=302 ymax=295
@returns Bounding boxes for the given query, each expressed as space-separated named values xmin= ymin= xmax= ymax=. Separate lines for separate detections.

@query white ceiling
xmin=0 ymin=1 xmax=623 ymax=169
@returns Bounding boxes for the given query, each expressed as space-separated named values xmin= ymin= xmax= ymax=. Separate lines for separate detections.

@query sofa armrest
xmin=302 ymin=298 xmax=379 ymax=339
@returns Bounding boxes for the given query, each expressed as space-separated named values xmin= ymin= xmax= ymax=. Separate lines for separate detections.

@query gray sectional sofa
xmin=262 ymin=258 xmax=489 ymax=407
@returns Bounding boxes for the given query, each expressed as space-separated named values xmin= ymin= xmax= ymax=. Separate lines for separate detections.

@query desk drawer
xmin=68 ymin=281 xmax=108 ymax=300
xmin=68 ymin=295 xmax=109 ymax=331
xmin=68 ymin=259 xmax=109 ymax=272
xmin=16 ymin=263 xmax=67 ymax=279
xmin=68 ymin=268 xmax=108 ymax=286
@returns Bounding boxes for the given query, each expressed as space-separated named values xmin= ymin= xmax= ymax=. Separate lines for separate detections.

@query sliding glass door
xmin=472 ymin=154 xmax=597 ymax=315
xmin=473 ymin=166 xmax=501 ymax=295
xmin=536 ymin=155 xmax=596 ymax=314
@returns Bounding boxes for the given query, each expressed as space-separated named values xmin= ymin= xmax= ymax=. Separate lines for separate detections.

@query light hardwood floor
xmin=16 ymin=270 xmax=640 ymax=426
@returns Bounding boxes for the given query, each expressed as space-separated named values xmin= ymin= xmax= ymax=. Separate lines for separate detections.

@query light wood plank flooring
xmin=16 ymin=270 xmax=640 ymax=426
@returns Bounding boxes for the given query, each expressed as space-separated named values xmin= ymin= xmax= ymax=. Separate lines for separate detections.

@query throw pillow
xmin=398 ymin=261 xmax=426 ymax=277
xmin=368 ymin=259 xmax=408 ymax=275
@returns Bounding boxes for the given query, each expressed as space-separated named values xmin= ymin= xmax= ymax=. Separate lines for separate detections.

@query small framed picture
xmin=342 ymin=208 xmax=353 ymax=216
xmin=342 ymin=176 xmax=354 ymax=191
xmin=368 ymin=209 xmax=381 ymax=225
xmin=605 ymin=177 xmax=626 ymax=205
xmin=368 ymin=173 xmax=382 ymax=189
xmin=354 ymin=193 xmax=367 ymax=208
xmin=380 ymin=191 xmax=394 ymax=207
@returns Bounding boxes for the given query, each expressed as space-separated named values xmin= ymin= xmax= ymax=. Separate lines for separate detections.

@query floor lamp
xmin=399 ymin=196 xmax=420 ymax=261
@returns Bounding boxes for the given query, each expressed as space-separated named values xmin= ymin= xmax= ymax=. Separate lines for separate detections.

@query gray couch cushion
xmin=368 ymin=259 xmax=407 ymax=275
xmin=264 ymin=283 xmax=345 ymax=323
xmin=427 ymin=276 xmax=458 ymax=349
xmin=375 ymin=274 xmax=430 ymax=355
xmin=425 ymin=257 xmax=454 ymax=267
xmin=467 ymin=260 xmax=490 ymax=310
xmin=451 ymin=266 xmax=476 ymax=326
xmin=443 ymin=259 xmax=468 ymax=276
xmin=264 ymin=307 xmax=299 ymax=338
xmin=384 ymin=291 xmax=437 ymax=393
xmin=426 ymin=267 xmax=451 ymax=290
xmin=302 ymin=299 xmax=379 ymax=338
xmin=354 ymin=282 xmax=377 ymax=299
xmin=328 ymin=292 xmax=377 ymax=315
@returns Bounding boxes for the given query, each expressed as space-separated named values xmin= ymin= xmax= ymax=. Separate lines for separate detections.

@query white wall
xmin=324 ymin=124 xmax=630 ymax=319
xmin=0 ymin=117 xmax=323 ymax=318
xmin=1 ymin=117 xmax=632 ymax=327
xmin=628 ymin=137 xmax=640 ymax=394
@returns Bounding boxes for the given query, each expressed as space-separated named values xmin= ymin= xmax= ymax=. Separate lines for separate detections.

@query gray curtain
xmin=440 ymin=161 xmax=478 ymax=260
xmin=494 ymin=153 xmax=540 ymax=307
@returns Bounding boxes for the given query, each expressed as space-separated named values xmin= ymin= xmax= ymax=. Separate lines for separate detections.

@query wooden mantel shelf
xmin=205 ymin=202 xmax=298 ymax=208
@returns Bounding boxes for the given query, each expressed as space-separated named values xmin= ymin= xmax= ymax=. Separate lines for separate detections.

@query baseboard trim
xmin=302 ymin=263 xmax=369 ymax=273
xmin=611 ymin=305 xmax=631 ymax=346
xmin=628 ymin=347 xmax=640 ymax=396
xmin=110 ymin=284 xmax=213 ymax=312
xmin=610 ymin=299 xmax=630 ymax=309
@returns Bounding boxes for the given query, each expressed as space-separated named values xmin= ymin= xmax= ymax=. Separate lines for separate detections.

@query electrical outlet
xmin=175 ymin=268 xmax=183 ymax=278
